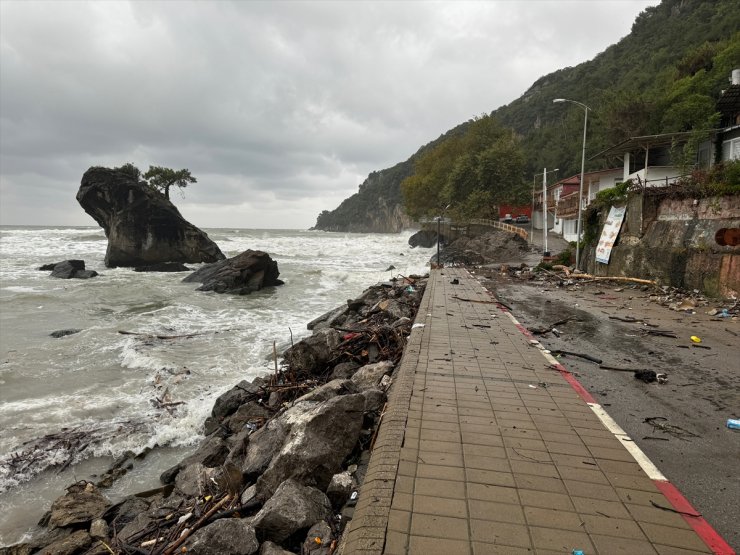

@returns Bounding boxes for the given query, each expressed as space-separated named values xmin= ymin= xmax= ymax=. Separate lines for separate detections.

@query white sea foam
xmin=0 ymin=226 xmax=431 ymax=498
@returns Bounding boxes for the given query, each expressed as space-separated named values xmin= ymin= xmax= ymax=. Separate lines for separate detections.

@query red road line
xmin=487 ymin=281 xmax=734 ymax=554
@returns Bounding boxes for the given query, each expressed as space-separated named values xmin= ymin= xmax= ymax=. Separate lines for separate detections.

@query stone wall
xmin=584 ymin=194 xmax=740 ymax=297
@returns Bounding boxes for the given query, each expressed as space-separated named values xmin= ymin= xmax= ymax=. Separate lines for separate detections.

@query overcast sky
xmin=1 ymin=0 xmax=658 ymax=229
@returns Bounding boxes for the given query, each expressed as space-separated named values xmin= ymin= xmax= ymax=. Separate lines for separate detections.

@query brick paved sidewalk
xmin=343 ymin=268 xmax=727 ymax=555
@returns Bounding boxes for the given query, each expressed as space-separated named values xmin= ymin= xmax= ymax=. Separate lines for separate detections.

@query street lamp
xmin=553 ymin=98 xmax=590 ymax=269
xmin=436 ymin=204 xmax=451 ymax=267
xmin=532 ymin=168 xmax=558 ymax=253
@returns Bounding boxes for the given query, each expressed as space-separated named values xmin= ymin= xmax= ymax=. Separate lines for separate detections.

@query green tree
xmin=143 ymin=166 xmax=197 ymax=200
xmin=114 ymin=162 xmax=143 ymax=182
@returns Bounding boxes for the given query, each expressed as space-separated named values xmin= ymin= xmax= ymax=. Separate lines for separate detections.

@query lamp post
xmin=532 ymin=168 xmax=558 ymax=253
xmin=436 ymin=204 xmax=451 ymax=267
xmin=553 ymin=98 xmax=589 ymax=269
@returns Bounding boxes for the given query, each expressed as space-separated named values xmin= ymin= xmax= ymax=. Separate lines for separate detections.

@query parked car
xmin=502 ymin=213 xmax=514 ymax=223
xmin=515 ymin=214 xmax=530 ymax=223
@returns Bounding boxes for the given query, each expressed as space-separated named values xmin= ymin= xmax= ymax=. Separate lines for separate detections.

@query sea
xmin=0 ymin=226 xmax=431 ymax=546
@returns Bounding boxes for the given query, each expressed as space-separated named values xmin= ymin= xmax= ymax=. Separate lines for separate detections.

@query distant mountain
xmin=313 ymin=0 xmax=740 ymax=232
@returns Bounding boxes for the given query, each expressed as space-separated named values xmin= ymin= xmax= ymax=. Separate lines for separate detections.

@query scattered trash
xmin=528 ymin=384 xmax=537 ymax=389
xmin=450 ymin=278 xmax=459 ymax=284
xmin=572 ymin=550 xmax=585 ymax=555
xmin=727 ymin=419 xmax=740 ymax=430
xmin=633 ymin=370 xmax=667 ymax=384
xmin=644 ymin=417 xmax=698 ymax=439
xmin=690 ymin=335 xmax=702 ymax=343
xmin=411 ymin=323 xmax=425 ymax=329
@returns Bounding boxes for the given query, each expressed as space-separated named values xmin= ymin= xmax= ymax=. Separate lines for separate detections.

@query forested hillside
xmin=314 ymin=0 xmax=740 ymax=231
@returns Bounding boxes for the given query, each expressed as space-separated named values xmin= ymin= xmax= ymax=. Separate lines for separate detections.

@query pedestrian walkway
xmin=343 ymin=268 xmax=732 ymax=555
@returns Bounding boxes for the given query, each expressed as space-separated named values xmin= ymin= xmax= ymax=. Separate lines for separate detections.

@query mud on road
xmin=475 ymin=268 xmax=740 ymax=549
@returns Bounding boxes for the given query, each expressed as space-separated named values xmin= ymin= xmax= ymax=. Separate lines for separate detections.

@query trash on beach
xmin=727 ymin=419 xmax=740 ymax=430
xmin=450 ymin=278 xmax=459 ymax=284
xmin=412 ymin=323 xmax=425 ymax=329
xmin=634 ymin=370 xmax=667 ymax=384
xmin=690 ymin=335 xmax=702 ymax=343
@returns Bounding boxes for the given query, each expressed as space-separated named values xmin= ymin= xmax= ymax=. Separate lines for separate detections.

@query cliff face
xmin=313 ymin=160 xmax=416 ymax=233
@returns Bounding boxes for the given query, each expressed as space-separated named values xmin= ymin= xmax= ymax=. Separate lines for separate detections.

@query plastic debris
xmin=727 ymin=419 xmax=740 ymax=430
xmin=411 ymin=323 xmax=425 ymax=329
xmin=690 ymin=335 xmax=701 ymax=343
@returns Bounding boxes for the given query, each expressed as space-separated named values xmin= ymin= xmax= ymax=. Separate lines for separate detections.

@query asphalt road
xmin=477 ymin=270 xmax=740 ymax=550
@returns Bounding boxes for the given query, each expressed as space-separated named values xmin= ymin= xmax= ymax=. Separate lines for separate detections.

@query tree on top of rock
xmin=143 ymin=166 xmax=197 ymax=200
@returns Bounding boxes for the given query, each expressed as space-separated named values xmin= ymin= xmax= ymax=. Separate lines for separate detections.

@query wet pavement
xmin=343 ymin=268 xmax=732 ymax=554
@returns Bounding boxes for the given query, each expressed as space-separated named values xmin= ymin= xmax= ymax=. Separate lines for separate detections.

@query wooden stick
xmin=162 ymin=495 xmax=232 ymax=555
xmin=567 ymin=274 xmax=656 ymax=285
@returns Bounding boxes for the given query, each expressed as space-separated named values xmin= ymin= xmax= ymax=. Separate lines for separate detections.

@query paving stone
xmin=410 ymin=513 xmax=469 ymax=540
xmin=470 ymin=519 xmax=531 ymax=548
xmin=342 ymin=268 xmax=715 ymax=554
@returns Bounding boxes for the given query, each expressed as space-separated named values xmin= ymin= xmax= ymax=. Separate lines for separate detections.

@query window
xmin=722 ymin=137 xmax=740 ymax=161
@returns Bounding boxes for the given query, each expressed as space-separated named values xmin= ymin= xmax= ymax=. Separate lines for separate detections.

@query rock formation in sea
xmin=39 ymin=259 xmax=99 ymax=279
xmin=182 ymin=249 xmax=284 ymax=294
xmin=76 ymin=167 xmax=225 ymax=268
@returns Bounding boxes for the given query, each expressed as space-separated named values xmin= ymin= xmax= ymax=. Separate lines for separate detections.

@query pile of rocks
xmin=10 ymin=275 xmax=427 ymax=555
xmin=437 ymin=231 xmax=530 ymax=266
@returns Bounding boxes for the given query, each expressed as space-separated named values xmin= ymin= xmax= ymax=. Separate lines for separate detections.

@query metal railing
xmin=419 ymin=218 xmax=529 ymax=241
xmin=467 ymin=218 xmax=529 ymax=240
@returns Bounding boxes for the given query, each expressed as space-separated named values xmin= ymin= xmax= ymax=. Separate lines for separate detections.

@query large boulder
xmin=256 ymin=394 xmax=365 ymax=498
xmin=408 ymin=229 xmax=440 ymax=248
xmin=48 ymin=482 xmax=110 ymax=528
xmin=183 ymin=250 xmax=284 ymax=294
xmin=251 ymin=480 xmax=331 ymax=543
xmin=76 ymin=167 xmax=224 ymax=268
xmin=350 ymin=361 xmax=394 ymax=391
xmin=42 ymin=260 xmax=98 ymax=279
xmin=185 ymin=518 xmax=259 ymax=555
xmin=282 ymin=328 xmax=342 ymax=377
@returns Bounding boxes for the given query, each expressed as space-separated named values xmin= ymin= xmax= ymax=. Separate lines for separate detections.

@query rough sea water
xmin=0 ymin=226 xmax=431 ymax=545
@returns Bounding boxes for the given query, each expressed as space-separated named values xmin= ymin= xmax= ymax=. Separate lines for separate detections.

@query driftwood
xmin=609 ymin=316 xmax=658 ymax=327
xmin=551 ymin=350 xmax=603 ymax=364
xmin=118 ymin=330 xmax=205 ymax=340
xmin=600 ymin=364 xmax=646 ymax=372
xmin=567 ymin=274 xmax=656 ymax=286
xmin=161 ymin=494 xmax=233 ymax=555
xmin=451 ymin=295 xmax=497 ymax=305
xmin=642 ymin=329 xmax=678 ymax=338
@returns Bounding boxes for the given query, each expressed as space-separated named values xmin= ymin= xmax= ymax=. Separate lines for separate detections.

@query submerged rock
xmin=134 ymin=262 xmax=191 ymax=272
xmin=183 ymin=249 xmax=284 ymax=294
xmin=41 ymin=260 xmax=98 ymax=279
xmin=50 ymin=329 xmax=82 ymax=338
xmin=77 ymin=166 xmax=224 ymax=268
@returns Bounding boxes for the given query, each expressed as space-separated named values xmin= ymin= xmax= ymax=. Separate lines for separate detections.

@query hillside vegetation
xmin=314 ymin=0 xmax=740 ymax=231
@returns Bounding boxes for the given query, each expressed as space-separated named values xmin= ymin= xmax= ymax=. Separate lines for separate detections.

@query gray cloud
xmin=1 ymin=0 xmax=657 ymax=229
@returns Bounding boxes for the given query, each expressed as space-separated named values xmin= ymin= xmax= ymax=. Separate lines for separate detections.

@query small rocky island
xmin=77 ymin=167 xmax=225 ymax=268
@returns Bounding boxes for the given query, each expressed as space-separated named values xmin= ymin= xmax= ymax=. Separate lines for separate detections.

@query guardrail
xmin=468 ymin=218 xmax=529 ymax=240
xmin=421 ymin=218 xmax=529 ymax=241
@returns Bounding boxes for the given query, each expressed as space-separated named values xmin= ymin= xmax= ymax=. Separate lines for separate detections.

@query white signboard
xmin=595 ymin=205 xmax=626 ymax=264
